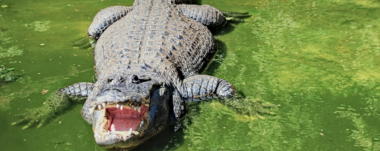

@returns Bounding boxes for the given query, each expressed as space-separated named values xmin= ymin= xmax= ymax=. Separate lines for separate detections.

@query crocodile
xmin=12 ymin=0 xmax=252 ymax=150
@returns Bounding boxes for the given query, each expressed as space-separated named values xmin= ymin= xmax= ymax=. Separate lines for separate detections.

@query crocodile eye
xmin=132 ymin=75 xmax=140 ymax=83
xmin=107 ymin=79 xmax=113 ymax=83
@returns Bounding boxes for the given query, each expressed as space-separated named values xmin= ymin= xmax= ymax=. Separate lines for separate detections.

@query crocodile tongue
xmin=106 ymin=105 xmax=147 ymax=131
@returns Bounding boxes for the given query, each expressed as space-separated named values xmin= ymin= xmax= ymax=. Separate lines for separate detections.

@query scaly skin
xmin=13 ymin=0 xmax=257 ymax=150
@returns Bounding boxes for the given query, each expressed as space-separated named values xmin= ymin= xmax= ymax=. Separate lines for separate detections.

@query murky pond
xmin=1 ymin=0 xmax=380 ymax=150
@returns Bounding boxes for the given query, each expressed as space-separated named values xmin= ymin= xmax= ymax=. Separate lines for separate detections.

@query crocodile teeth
xmin=121 ymin=104 xmax=123 ymax=110
xmin=107 ymin=130 xmax=110 ymax=135
xmin=116 ymin=104 xmax=119 ymax=109
xmin=145 ymin=103 xmax=149 ymax=107
xmin=139 ymin=121 xmax=144 ymax=130
xmin=102 ymin=103 xmax=106 ymax=108
xmin=128 ymin=128 xmax=132 ymax=136
xmin=138 ymin=106 xmax=141 ymax=112
xmin=132 ymin=131 xmax=139 ymax=135
xmin=98 ymin=105 xmax=101 ymax=110
xmin=111 ymin=124 xmax=115 ymax=132
xmin=134 ymin=106 xmax=136 ymax=110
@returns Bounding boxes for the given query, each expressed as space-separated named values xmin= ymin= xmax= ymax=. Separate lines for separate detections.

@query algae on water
xmin=24 ymin=20 xmax=51 ymax=32
xmin=0 ymin=29 xmax=23 ymax=58
xmin=181 ymin=0 xmax=380 ymax=150
xmin=0 ymin=30 xmax=13 ymax=44
xmin=49 ymin=4 xmax=73 ymax=12
xmin=0 ymin=46 xmax=23 ymax=58
xmin=250 ymin=0 xmax=380 ymax=107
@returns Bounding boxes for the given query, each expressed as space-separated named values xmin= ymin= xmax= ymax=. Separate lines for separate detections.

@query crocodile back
xmin=94 ymin=0 xmax=214 ymax=86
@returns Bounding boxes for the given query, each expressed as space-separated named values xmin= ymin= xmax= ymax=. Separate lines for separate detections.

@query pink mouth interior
xmin=106 ymin=105 xmax=147 ymax=131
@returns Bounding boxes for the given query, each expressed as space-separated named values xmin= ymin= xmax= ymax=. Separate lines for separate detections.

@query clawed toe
xmin=71 ymin=36 xmax=96 ymax=49
xmin=223 ymin=11 xmax=251 ymax=18
xmin=22 ymin=120 xmax=37 ymax=130
xmin=220 ymin=96 xmax=276 ymax=117
xmin=226 ymin=18 xmax=246 ymax=22
xmin=222 ymin=11 xmax=249 ymax=15
xmin=222 ymin=11 xmax=251 ymax=24
xmin=37 ymin=119 xmax=46 ymax=128
xmin=257 ymin=108 xmax=276 ymax=115
xmin=12 ymin=119 xmax=27 ymax=125
xmin=15 ymin=113 xmax=27 ymax=117
xmin=261 ymin=103 xmax=277 ymax=108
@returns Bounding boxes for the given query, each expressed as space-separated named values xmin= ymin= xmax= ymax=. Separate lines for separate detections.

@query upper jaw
xmin=89 ymin=90 xmax=151 ymax=107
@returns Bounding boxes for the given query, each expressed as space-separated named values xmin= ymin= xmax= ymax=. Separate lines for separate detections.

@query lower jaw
xmin=108 ymin=118 xmax=141 ymax=131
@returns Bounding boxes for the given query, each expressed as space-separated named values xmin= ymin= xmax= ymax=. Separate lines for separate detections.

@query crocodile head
xmin=82 ymin=73 xmax=172 ymax=150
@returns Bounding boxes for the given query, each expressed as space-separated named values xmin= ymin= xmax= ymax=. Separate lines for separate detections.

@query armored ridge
xmin=92 ymin=0 xmax=215 ymax=93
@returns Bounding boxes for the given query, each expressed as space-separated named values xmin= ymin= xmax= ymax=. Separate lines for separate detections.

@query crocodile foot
xmin=220 ymin=96 xmax=276 ymax=118
xmin=223 ymin=11 xmax=251 ymax=17
xmin=223 ymin=11 xmax=251 ymax=23
xmin=71 ymin=35 xmax=96 ymax=49
xmin=12 ymin=107 xmax=52 ymax=129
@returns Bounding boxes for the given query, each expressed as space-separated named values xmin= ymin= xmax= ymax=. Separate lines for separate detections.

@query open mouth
xmin=92 ymin=102 xmax=149 ymax=141
xmin=106 ymin=105 xmax=147 ymax=131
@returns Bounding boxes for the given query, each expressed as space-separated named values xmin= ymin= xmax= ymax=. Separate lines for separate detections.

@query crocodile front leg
xmin=181 ymin=75 xmax=235 ymax=102
xmin=176 ymin=4 xmax=226 ymax=28
xmin=88 ymin=6 xmax=133 ymax=39
xmin=12 ymin=82 xmax=94 ymax=129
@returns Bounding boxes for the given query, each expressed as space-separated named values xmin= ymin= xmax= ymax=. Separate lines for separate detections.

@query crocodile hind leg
xmin=12 ymin=82 xmax=94 ymax=129
xmin=88 ymin=6 xmax=133 ymax=39
xmin=177 ymin=5 xmax=251 ymax=28
xmin=72 ymin=6 xmax=132 ymax=49
xmin=177 ymin=4 xmax=226 ymax=28
xmin=180 ymin=75 xmax=235 ymax=102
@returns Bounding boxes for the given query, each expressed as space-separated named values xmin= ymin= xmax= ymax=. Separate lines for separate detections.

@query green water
xmin=1 ymin=0 xmax=380 ymax=150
